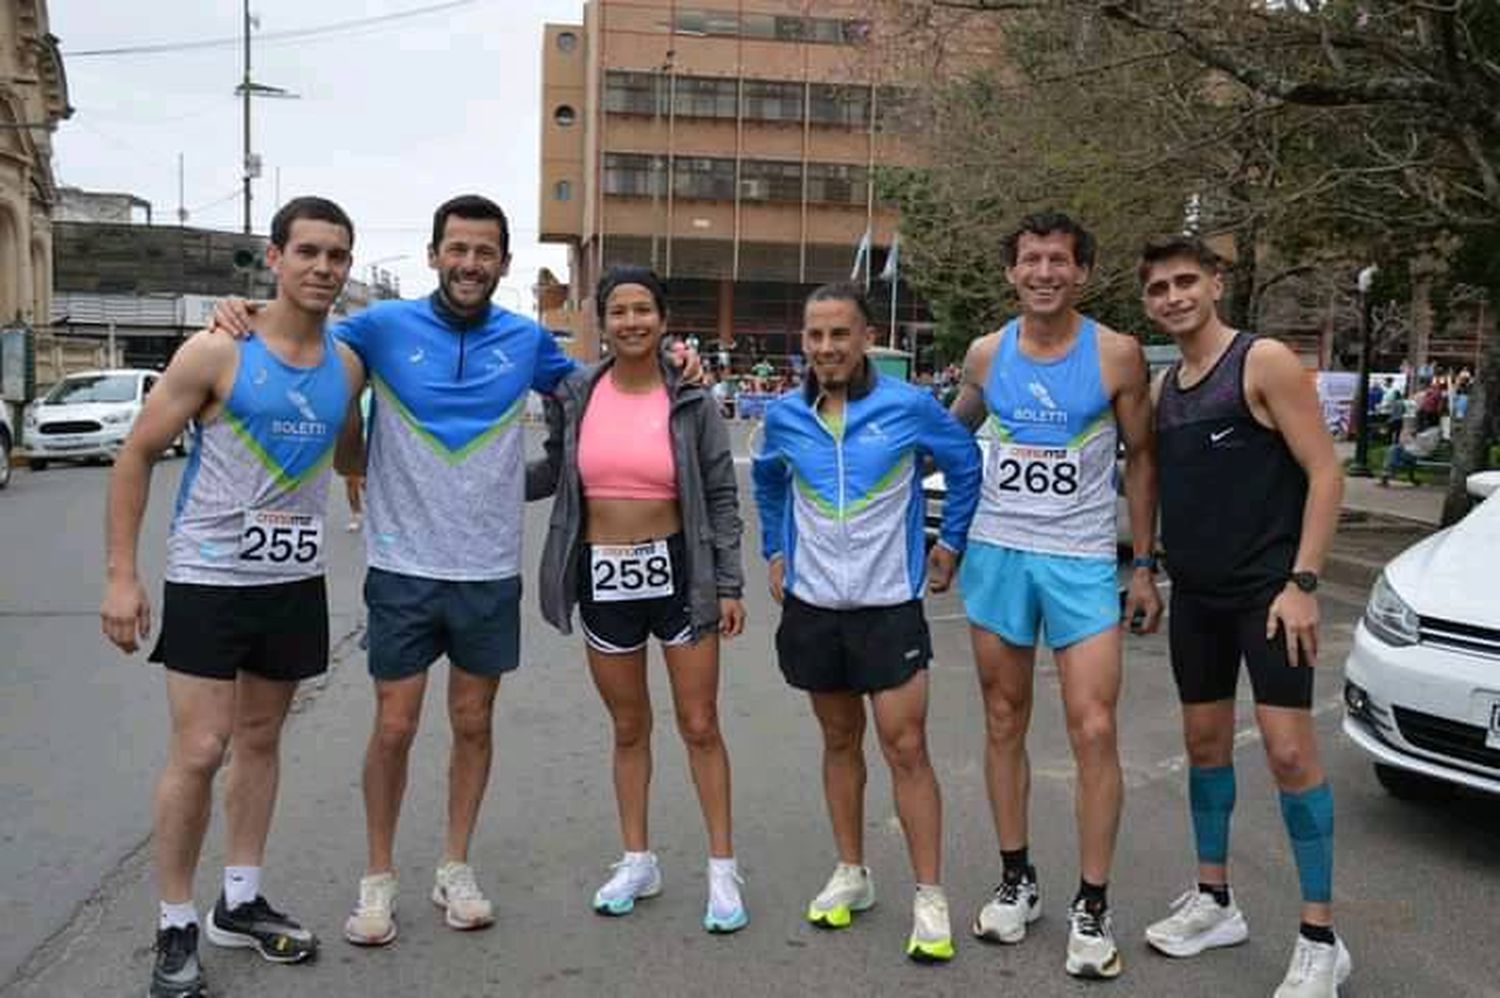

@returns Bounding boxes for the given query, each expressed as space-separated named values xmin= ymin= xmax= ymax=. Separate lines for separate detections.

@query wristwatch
xmin=1130 ymin=554 xmax=1159 ymax=573
xmin=1289 ymin=571 xmax=1320 ymax=593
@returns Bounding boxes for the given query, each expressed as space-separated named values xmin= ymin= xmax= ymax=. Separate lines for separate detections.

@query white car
xmin=22 ymin=368 xmax=185 ymax=470
xmin=1342 ymin=470 xmax=1500 ymax=798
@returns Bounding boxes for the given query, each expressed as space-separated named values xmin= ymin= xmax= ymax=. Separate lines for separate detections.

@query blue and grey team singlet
xmin=165 ymin=332 xmax=348 ymax=586
xmin=967 ymin=317 xmax=1119 ymax=559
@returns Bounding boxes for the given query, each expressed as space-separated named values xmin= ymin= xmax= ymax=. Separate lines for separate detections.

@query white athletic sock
xmin=160 ymin=900 xmax=198 ymax=930
xmin=622 ymin=851 xmax=654 ymax=867
xmin=915 ymin=883 xmax=946 ymax=902
xmin=708 ymin=857 xmax=742 ymax=915
xmin=224 ymin=866 xmax=261 ymax=910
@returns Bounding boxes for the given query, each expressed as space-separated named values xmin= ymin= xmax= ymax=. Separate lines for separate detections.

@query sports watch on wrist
xmin=1289 ymin=570 xmax=1319 ymax=593
xmin=1131 ymin=554 xmax=1159 ymax=573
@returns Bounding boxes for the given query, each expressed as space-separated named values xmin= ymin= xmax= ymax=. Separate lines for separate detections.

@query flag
xmin=879 ymin=232 xmax=901 ymax=282
xmin=850 ymin=228 xmax=872 ymax=282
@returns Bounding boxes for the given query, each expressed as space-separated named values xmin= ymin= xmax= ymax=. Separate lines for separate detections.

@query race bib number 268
xmin=239 ymin=509 xmax=324 ymax=571
xmin=989 ymin=444 xmax=1082 ymax=508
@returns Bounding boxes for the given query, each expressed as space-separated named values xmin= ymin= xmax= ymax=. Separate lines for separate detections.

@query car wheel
xmin=0 ymin=429 xmax=10 ymax=489
xmin=1373 ymin=763 xmax=1454 ymax=801
xmin=28 ymin=458 xmax=47 ymax=472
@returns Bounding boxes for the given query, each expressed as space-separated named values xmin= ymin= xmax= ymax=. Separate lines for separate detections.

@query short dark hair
xmin=595 ymin=265 xmax=669 ymax=324
xmin=1002 ymin=211 xmax=1095 ymax=269
xmin=805 ymin=282 xmax=874 ymax=326
xmin=430 ymin=194 xmax=510 ymax=256
xmin=1137 ymin=234 xmax=1224 ymax=285
xmin=269 ymin=196 xmax=354 ymax=250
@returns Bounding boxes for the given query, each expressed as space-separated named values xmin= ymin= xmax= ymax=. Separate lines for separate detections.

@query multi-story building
xmin=539 ymin=0 xmax=924 ymax=363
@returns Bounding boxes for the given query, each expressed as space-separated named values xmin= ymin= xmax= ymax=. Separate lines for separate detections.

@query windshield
xmin=43 ymin=374 xmax=139 ymax=405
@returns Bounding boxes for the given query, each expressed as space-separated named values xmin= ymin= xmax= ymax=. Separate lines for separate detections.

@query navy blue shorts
xmin=364 ymin=568 xmax=522 ymax=681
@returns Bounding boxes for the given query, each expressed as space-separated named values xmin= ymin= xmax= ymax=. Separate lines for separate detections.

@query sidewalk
xmin=1341 ymin=473 xmax=1444 ymax=526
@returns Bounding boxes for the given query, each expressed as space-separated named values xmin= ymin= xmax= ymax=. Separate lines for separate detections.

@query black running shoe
xmin=149 ymin=924 xmax=206 ymax=998
xmin=205 ymin=893 xmax=319 ymax=963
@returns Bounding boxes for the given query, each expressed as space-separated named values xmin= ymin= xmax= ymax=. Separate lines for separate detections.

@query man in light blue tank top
xmin=948 ymin=212 xmax=1163 ymax=980
xmin=102 ymin=198 xmax=364 ymax=998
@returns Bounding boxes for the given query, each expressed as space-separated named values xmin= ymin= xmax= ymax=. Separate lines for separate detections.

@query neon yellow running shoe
xmin=907 ymin=887 xmax=955 ymax=964
xmin=806 ymin=863 xmax=875 ymax=929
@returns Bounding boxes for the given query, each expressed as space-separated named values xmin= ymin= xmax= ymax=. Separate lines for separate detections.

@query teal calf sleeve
xmin=1279 ymin=783 xmax=1334 ymax=904
xmin=1189 ymin=765 xmax=1236 ymax=865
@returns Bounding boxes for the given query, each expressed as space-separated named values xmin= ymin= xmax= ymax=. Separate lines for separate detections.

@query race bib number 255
xmin=239 ymin=509 xmax=324 ymax=571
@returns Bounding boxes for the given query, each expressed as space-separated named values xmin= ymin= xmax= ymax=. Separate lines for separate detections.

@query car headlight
xmin=23 ymin=409 xmax=36 ymax=429
xmin=1365 ymin=572 xmax=1419 ymax=646
xmin=101 ymin=410 xmax=136 ymax=425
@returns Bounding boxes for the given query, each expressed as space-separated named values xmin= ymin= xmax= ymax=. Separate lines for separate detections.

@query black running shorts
xmin=1168 ymin=588 xmax=1315 ymax=709
xmin=577 ymin=533 xmax=698 ymax=654
xmin=150 ymin=576 xmax=329 ymax=682
xmin=775 ymin=595 xmax=931 ymax=694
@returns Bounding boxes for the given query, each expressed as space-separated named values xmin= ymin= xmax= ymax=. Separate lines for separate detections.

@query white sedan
xmin=1342 ymin=470 xmax=1500 ymax=798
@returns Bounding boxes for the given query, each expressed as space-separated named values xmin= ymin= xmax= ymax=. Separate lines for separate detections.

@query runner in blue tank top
xmin=947 ymin=212 xmax=1162 ymax=981
xmin=102 ymin=198 xmax=364 ymax=998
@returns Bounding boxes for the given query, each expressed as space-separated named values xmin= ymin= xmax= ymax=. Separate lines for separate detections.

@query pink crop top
xmin=577 ymin=375 xmax=677 ymax=500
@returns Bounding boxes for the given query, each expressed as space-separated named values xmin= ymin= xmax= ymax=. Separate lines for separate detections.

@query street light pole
xmin=1349 ymin=264 xmax=1379 ymax=477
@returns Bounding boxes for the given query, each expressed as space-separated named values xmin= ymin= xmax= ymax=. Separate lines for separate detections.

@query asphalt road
xmin=2 ymin=429 xmax=1497 ymax=997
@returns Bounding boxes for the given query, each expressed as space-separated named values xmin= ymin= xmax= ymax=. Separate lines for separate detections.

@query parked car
xmin=1342 ymin=470 xmax=1500 ymax=799
xmin=0 ymin=403 xmax=13 ymax=489
xmin=21 ymin=369 xmax=186 ymax=470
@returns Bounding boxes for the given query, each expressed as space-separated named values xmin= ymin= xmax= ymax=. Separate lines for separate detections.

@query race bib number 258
xmin=989 ymin=444 xmax=1082 ymax=508
xmin=591 ymin=540 xmax=673 ymax=603
xmin=239 ymin=509 xmax=324 ymax=571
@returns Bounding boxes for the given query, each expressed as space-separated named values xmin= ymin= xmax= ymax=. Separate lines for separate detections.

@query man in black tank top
xmin=1137 ymin=236 xmax=1350 ymax=998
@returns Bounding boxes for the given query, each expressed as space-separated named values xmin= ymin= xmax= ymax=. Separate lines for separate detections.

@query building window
xmin=553 ymin=180 xmax=572 ymax=201
xmin=808 ymin=83 xmax=871 ymax=128
xmin=604 ymin=70 xmax=662 ymax=115
xmin=739 ymin=160 xmax=802 ymax=202
xmin=742 ymin=80 xmax=804 ymax=123
xmin=673 ymin=76 xmax=738 ymax=119
xmin=556 ymin=31 xmax=577 ymax=53
xmin=672 ymin=157 xmax=737 ymax=200
xmin=554 ymin=105 xmax=576 ymax=127
xmin=673 ymin=10 xmax=867 ymax=45
xmin=603 ymin=153 xmax=665 ymax=197
xmin=806 ymin=163 xmax=869 ymax=205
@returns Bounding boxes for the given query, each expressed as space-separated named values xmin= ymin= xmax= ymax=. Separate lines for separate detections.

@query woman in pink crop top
xmin=530 ymin=266 xmax=748 ymax=933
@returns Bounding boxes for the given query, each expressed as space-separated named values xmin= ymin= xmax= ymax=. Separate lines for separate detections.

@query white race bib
xmin=238 ymin=509 xmax=324 ymax=572
xmin=590 ymin=540 xmax=673 ymax=603
xmin=987 ymin=443 xmax=1083 ymax=510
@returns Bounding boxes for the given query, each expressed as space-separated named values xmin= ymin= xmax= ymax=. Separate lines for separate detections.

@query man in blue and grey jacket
xmin=752 ymin=282 xmax=981 ymax=965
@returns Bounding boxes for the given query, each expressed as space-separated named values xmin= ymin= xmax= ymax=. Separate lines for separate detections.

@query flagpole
xmin=889 ymin=276 xmax=898 ymax=349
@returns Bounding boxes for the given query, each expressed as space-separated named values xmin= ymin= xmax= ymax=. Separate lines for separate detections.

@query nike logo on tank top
xmin=166 ymin=332 xmax=348 ymax=585
xmin=968 ymin=317 xmax=1118 ymax=560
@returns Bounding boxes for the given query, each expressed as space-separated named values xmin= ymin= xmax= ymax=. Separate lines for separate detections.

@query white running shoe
xmin=592 ymin=853 xmax=662 ymax=916
xmin=1145 ymin=888 xmax=1250 ymax=957
xmin=431 ymin=861 xmax=495 ymax=930
xmin=1065 ymin=899 xmax=1123 ymax=979
xmin=704 ymin=861 xmax=748 ymax=934
xmin=806 ymin=863 xmax=875 ymax=929
xmin=906 ymin=889 xmax=955 ymax=963
xmin=1273 ymin=934 xmax=1352 ymax=998
xmin=344 ymin=872 xmax=398 ymax=946
xmin=973 ymin=872 xmax=1041 ymax=943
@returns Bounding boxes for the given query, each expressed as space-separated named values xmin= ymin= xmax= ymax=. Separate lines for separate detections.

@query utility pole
xmin=242 ymin=0 xmax=252 ymax=234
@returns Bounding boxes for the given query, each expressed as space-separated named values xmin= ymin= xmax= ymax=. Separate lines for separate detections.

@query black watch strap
xmin=1290 ymin=570 xmax=1319 ymax=593
xmin=1131 ymin=554 xmax=1158 ymax=573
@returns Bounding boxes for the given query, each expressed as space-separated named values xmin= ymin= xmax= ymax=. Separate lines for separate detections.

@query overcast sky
xmin=49 ymin=0 xmax=584 ymax=314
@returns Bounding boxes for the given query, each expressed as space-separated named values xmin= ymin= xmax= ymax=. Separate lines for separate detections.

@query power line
xmin=64 ymin=0 xmax=484 ymax=58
